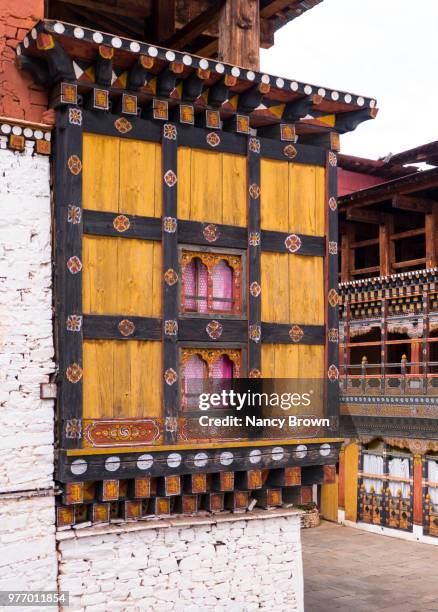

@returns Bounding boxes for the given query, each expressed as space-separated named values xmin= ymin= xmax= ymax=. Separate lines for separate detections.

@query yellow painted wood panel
xmin=260 ymin=159 xmax=289 ymax=232
xmin=261 ymin=253 xmax=324 ymax=325
xmin=288 ymin=164 xmax=325 ymax=236
xmin=83 ymin=236 xmax=162 ymax=316
xmin=83 ymin=340 xmax=162 ymax=419
xmin=83 ymin=133 xmax=120 ymax=212
xmin=119 ymin=140 xmax=162 ymax=217
xmin=177 ymin=147 xmax=246 ymax=225
xmin=261 ymin=344 xmax=324 ymax=379
xmin=345 ymin=442 xmax=359 ymax=522
xmin=320 ymin=475 xmax=339 ymax=522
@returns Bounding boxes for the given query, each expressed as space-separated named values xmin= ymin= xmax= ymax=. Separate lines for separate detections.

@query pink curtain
xmin=182 ymin=259 xmax=208 ymax=312
xmin=212 ymin=355 xmax=233 ymax=379
xmin=198 ymin=262 xmax=208 ymax=313
xmin=182 ymin=260 xmax=196 ymax=310
xmin=212 ymin=260 xmax=233 ymax=311
xmin=183 ymin=354 xmax=206 ymax=409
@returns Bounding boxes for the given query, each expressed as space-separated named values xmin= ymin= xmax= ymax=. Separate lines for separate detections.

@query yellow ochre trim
xmin=67 ymin=438 xmax=343 ymax=456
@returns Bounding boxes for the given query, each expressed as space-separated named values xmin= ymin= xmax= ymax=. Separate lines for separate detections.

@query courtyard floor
xmin=302 ymin=521 xmax=438 ymax=611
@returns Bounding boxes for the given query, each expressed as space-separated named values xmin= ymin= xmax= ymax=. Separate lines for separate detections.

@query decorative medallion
xmin=65 ymin=419 xmax=82 ymax=439
xmin=328 ymin=328 xmax=339 ymax=343
xmin=203 ymin=224 xmax=219 ymax=242
xmin=68 ymin=107 xmax=82 ymax=126
xmin=180 ymin=105 xmax=194 ymax=125
xmin=280 ymin=124 xmax=295 ymax=142
xmin=327 ymin=364 xmax=339 ymax=381
xmin=206 ymin=320 xmax=223 ymax=340
xmin=206 ymin=132 xmax=220 ymax=147
xmin=328 ymin=241 xmax=338 ymax=255
xmin=83 ymin=419 xmax=161 ymax=447
xmin=249 ymin=324 xmax=261 ymax=343
xmin=248 ymin=137 xmax=261 ymax=153
xmin=249 ymin=232 xmax=261 ymax=247
xmin=328 ymin=151 xmax=337 ymax=166
xmin=67 ymin=204 xmax=81 ymax=224
xmin=153 ymin=99 xmax=169 ymax=120
xmin=98 ymin=45 xmax=114 ymax=59
xmin=165 ymin=368 xmax=178 ymax=386
xmin=60 ymin=82 xmax=78 ymax=105
xmin=114 ymin=117 xmax=132 ymax=134
xmin=66 ymin=314 xmax=82 ymax=332
xmin=164 ymin=268 xmax=178 ymax=286
xmin=206 ymin=110 xmax=220 ymax=129
xmin=67 ymin=256 xmax=82 ymax=274
xmin=164 ymin=169 xmax=177 ymax=187
xmin=122 ymin=93 xmax=138 ymax=115
xmin=328 ymin=288 xmax=339 ymax=308
xmin=36 ymin=140 xmax=51 ymax=155
xmin=163 ymin=123 xmax=177 ymax=139
xmin=164 ymin=320 xmax=178 ymax=336
xmin=163 ymin=216 xmax=177 ymax=233
xmin=284 ymin=234 xmax=302 ymax=253
xmin=289 ymin=325 xmax=304 ymax=343
xmin=250 ymin=281 xmax=261 ymax=297
xmin=328 ymin=197 xmax=337 ymax=211
xmin=236 ymin=114 xmax=250 ymax=134
xmin=118 ymin=319 xmax=135 ymax=337
xmin=113 ymin=214 xmax=130 ymax=233
xmin=283 ymin=144 xmax=297 ymax=159
xmin=66 ymin=363 xmax=83 ymax=384
xmin=9 ymin=134 xmax=25 ymax=151
xmin=67 ymin=155 xmax=82 ymax=175
xmin=249 ymin=183 xmax=261 ymax=199
xmin=94 ymin=89 xmax=109 ymax=110
xmin=249 ymin=368 xmax=261 ymax=378
xmin=36 ymin=32 xmax=55 ymax=51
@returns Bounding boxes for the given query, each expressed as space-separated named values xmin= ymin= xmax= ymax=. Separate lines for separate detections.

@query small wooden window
xmin=181 ymin=348 xmax=241 ymax=411
xmin=180 ymin=249 xmax=243 ymax=316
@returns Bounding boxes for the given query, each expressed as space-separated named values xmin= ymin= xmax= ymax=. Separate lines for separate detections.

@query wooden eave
xmin=338 ymin=153 xmax=417 ymax=180
xmin=17 ymin=19 xmax=377 ymax=135
xmin=386 ymin=140 xmax=438 ymax=167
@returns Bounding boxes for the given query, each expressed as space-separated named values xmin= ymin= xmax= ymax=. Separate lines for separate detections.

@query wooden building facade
xmin=15 ymin=4 xmax=378 ymax=527
xmin=327 ymin=143 xmax=438 ymax=537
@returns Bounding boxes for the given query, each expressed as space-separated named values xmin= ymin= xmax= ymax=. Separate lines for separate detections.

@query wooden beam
xmin=392 ymin=258 xmax=426 ymax=270
xmin=54 ymin=0 xmax=150 ymax=19
xmin=260 ymin=0 xmax=295 ymax=18
xmin=164 ymin=0 xmax=225 ymax=50
xmin=346 ymin=208 xmax=385 ymax=225
xmin=392 ymin=194 xmax=434 ymax=214
xmin=390 ymin=227 xmax=425 ymax=241
xmin=194 ymin=38 xmax=218 ymax=58
xmin=218 ymin=0 xmax=260 ymax=70
xmin=154 ymin=0 xmax=176 ymax=43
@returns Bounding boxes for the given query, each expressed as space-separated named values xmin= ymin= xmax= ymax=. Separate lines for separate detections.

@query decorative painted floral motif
xmin=9 ymin=135 xmax=25 ymax=151
xmin=67 ymin=205 xmax=81 ymax=224
xmin=65 ymin=419 xmax=82 ymax=439
xmin=114 ymin=117 xmax=132 ymax=134
xmin=280 ymin=124 xmax=295 ymax=141
xmin=249 ymin=183 xmax=260 ymax=199
xmin=289 ymin=325 xmax=304 ymax=343
xmin=328 ymin=288 xmax=339 ymax=308
xmin=118 ymin=319 xmax=135 ymax=337
xmin=66 ymin=314 xmax=82 ymax=332
xmin=67 ymin=256 xmax=82 ymax=274
xmin=249 ymin=324 xmax=261 ymax=343
xmin=328 ymin=328 xmax=339 ymax=343
xmin=206 ymin=110 xmax=220 ymax=129
xmin=163 ymin=123 xmax=177 ymax=139
xmin=68 ymin=108 xmax=82 ymax=126
xmin=66 ymin=363 xmax=83 ymax=384
xmin=164 ymin=268 xmax=178 ymax=286
xmin=164 ymin=169 xmax=177 ymax=187
xmin=164 ymin=320 xmax=178 ymax=336
xmin=165 ymin=368 xmax=178 ymax=386
xmin=250 ymin=281 xmax=261 ymax=297
xmin=163 ymin=216 xmax=177 ymax=233
xmin=236 ymin=115 xmax=250 ymax=133
xmin=203 ymin=224 xmax=219 ymax=242
xmin=206 ymin=320 xmax=223 ymax=340
xmin=328 ymin=241 xmax=338 ymax=255
xmin=283 ymin=144 xmax=297 ymax=159
xmin=67 ymin=155 xmax=82 ymax=175
xmin=249 ymin=232 xmax=261 ymax=247
xmin=113 ymin=214 xmax=130 ymax=232
xmin=328 ymin=151 xmax=337 ymax=167
xmin=328 ymin=197 xmax=337 ymax=211
xmin=248 ymin=137 xmax=261 ymax=153
xmin=327 ymin=364 xmax=339 ymax=381
xmin=165 ymin=417 xmax=178 ymax=433
xmin=284 ymin=234 xmax=302 ymax=253
xmin=249 ymin=368 xmax=261 ymax=378
xmin=206 ymin=132 xmax=220 ymax=147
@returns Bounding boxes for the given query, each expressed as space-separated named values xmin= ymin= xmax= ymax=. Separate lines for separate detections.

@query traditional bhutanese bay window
xmin=180 ymin=250 xmax=242 ymax=315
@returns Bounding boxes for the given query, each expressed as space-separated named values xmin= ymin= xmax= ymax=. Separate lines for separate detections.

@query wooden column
xmin=338 ymin=446 xmax=345 ymax=509
xmin=379 ymin=216 xmax=393 ymax=277
xmin=218 ymin=0 xmax=260 ymax=70
xmin=425 ymin=209 xmax=437 ymax=268
xmin=410 ymin=341 xmax=421 ymax=374
xmin=413 ymin=454 xmax=423 ymax=526
xmin=340 ymin=224 xmax=354 ymax=282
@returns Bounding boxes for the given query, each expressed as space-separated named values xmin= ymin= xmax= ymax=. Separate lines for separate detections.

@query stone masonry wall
xmin=58 ymin=512 xmax=304 ymax=612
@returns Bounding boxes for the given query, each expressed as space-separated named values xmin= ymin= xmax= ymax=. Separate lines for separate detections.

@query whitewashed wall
xmin=58 ymin=512 xmax=304 ymax=612
xmin=0 ymin=144 xmax=57 ymax=595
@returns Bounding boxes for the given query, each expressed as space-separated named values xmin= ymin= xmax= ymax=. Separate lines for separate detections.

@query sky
xmin=261 ymin=0 xmax=438 ymax=161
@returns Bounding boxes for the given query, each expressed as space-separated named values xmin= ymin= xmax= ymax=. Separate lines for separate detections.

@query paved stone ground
xmin=302 ymin=521 xmax=438 ymax=611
